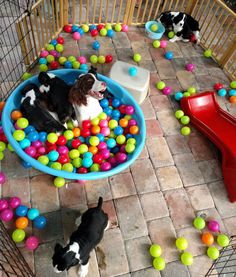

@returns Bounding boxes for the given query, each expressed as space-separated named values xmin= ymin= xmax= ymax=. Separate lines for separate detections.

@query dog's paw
xmin=78 ymin=264 xmax=89 ymax=277
xmin=169 ymin=37 xmax=178 ymax=43
xmin=75 ymin=216 xmax=82 ymax=226
xmin=72 ymin=119 xmax=79 ymax=127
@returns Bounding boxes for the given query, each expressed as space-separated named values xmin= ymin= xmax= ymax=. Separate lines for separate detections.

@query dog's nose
xmin=101 ymin=82 xmax=106 ymax=88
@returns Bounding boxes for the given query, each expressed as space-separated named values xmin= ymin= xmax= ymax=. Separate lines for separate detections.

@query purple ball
xmin=185 ymin=63 xmax=195 ymax=72
xmin=119 ymin=145 xmax=126 ymax=153
xmin=0 ymin=209 xmax=14 ymax=222
xmin=100 ymin=162 xmax=111 ymax=171
xmin=14 ymin=123 xmax=21 ymax=130
xmin=57 ymin=146 xmax=69 ymax=155
xmin=0 ymin=172 xmax=6 ymax=184
xmin=128 ymin=119 xmax=137 ymax=127
xmin=9 ymin=197 xmax=21 ymax=209
xmin=49 ymin=50 xmax=60 ymax=58
xmin=207 ymin=220 xmax=220 ymax=232
xmin=100 ymin=149 xmax=110 ymax=159
xmin=0 ymin=199 xmax=8 ymax=211
xmin=162 ymin=86 xmax=172 ymax=95
xmin=107 ymin=156 xmax=117 ymax=167
xmin=97 ymin=142 xmax=107 ymax=151
xmin=32 ymin=140 xmax=43 ymax=148
xmin=116 ymin=152 xmax=127 ymax=163
xmin=125 ymin=105 xmax=135 ymax=115
xmin=25 ymin=146 xmax=37 ymax=157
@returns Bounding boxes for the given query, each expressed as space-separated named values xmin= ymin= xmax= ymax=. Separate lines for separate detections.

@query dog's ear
xmin=54 ymin=243 xmax=63 ymax=253
xmin=88 ymin=66 xmax=97 ymax=76
xmin=69 ymin=78 xmax=88 ymax=106
xmin=38 ymin=72 xmax=50 ymax=84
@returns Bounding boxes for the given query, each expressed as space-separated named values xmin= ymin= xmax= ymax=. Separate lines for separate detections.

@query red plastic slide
xmin=181 ymin=91 xmax=236 ymax=202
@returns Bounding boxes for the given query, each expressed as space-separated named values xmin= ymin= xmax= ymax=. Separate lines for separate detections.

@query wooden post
xmin=15 ymin=19 xmax=30 ymax=65
xmin=63 ymin=0 xmax=68 ymax=25
xmin=123 ymin=0 xmax=131 ymax=24
xmin=185 ymin=0 xmax=197 ymax=15
xmin=219 ymin=39 xmax=236 ymax=67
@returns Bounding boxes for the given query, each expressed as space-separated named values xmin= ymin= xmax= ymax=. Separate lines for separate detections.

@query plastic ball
xmin=64 ymin=130 xmax=74 ymax=140
xmin=50 ymin=61 xmax=60 ymax=70
xmin=208 ymin=220 xmax=220 ymax=232
xmin=50 ymin=161 xmax=62 ymax=170
xmin=57 ymin=36 xmax=64 ymax=44
xmin=81 ymin=157 xmax=93 ymax=168
xmin=105 ymin=54 xmax=113 ymax=63
xmin=204 ymin=49 xmax=212 ymax=58
xmin=15 ymin=217 xmax=28 ymax=229
xmin=229 ymin=96 xmax=236 ymax=103
xmin=202 ymin=232 xmax=214 ymax=246
xmin=183 ymin=92 xmax=191 ymax=97
xmin=63 ymin=24 xmax=72 ymax=33
xmin=180 ymin=252 xmax=193 ymax=266
xmin=90 ymin=55 xmax=98 ymax=64
xmin=0 ymin=199 xmax=8 ymax=211
xmin=176 ymin=237 xmax=188 ymax=250
xmin=50 ymin=39 xmax=58 ymax=46
xmin=82 ymin=24 xmax=89 ymax=32
xmin=125 ymin=105 xmax=135 ymax=115
xmin=151 ymin=24 xmax=158 ymax=32
xmin=0 ymin=209 xmax=13 ymax=221
xmin=114 ymin=23 xmax=122 ymax=32
xmin=165 ymin=51 xmax=173 ymax=60
xmin=149 ymin=244 xmax=162 ymax=257
xmin=25 ymin=236 xmax=39 ymax=250
xmin=13 ymin=130 xmax=25 ymax=141
xmin=90 ymin=29 xmax=98 ymax=37
xmin=104 ymin=23 xmax=112 ymax=30
xmin=180 ymin=116 xmax=190 ymax=125
xmin=217 ymin=234 xmax=229 ymax=247
xmin=55 ymin=43 xmax=64 ymax=52
xmin=128 ymin=67 xmax=137 ymax=77
xmin=40 ymin=50 xmax=49 ymax=58
xmin=229 ymin=89 xmax=236 ymax=96
xmin=181 ymin=126 xmax=191 ymax=136
xmin=46 ymin=54 xmax=54 ymax=63
xmin=47 ymin=133 xmax=58 ymax=144
xmin=187 ymin=87 xmax=196 ymax=95
xmin=168 ymin=31 xmax=175 ymax=38
xmin=64 ymin=61 xmax=72 ymax=68
xmin=54 ymin=177 xmax=65 ymax=188
xmin=174 ymin=110 xmax=184 ymax=119
xmin=122 ymin=24 xmax=128 ymax=32
xmin=125 ymin=143 xmax=135 ymax=153
xmin=207 ymin=246 xmax=219 ymax=260
xmin=193 ymin=217 xmax=206 ymax=230
xmin=39 ymin=57 xmax=47 ymax=65
xmin=230 ymin=81 xmax=236 ymax=89
xmin=185 ymin=63 xmax=195 ymax=72
xmin=107 ymin=29 xmax=115 ymax=38
xmin=153 ymin=257 xmax=165 ymax=271
xmin=160 ymin=40 xmax=167 ymax=48
xmin=9 ymin=196 xmax=21 ymax=209
xmin=39 ymin=64 xmax=48 ymax=72
xmin=11 ymin=110 xmax=23 ymax=121
xmin=72 ymin=32 xmax=81 ymax=40
xmin=175 ymin=92 xmax=183 ymax=101
xmin=133 ymin=53 xmax=141 ymax=62
xmin=98 ymin=55 xmax=106 ymax=64
xmin=50 ymin=50 xmax=59 ymax=58
xmin=0 ymin=172 xmax=6 ymax=185
xmin=214 ymin=83 xmax=224 ymax=91
xmin=12 ymin=229 xmax=25 ymax=243
xmin=15 ymin=205 xmax=28 ymax=217
xmin=162 ymin=86 xmax=172 ymax=95
xmin=100 ymin=28 xmax=107 ymax=36
xmin=156 ymin=81 xmax=166 ymax=90
xmin=217 ymin=88 xmax=227 ymax=97
xmin=72 ymin=61 xmax=80 ymax=69
xmin=37 ymin=155 xmax=49 ymax=165
xmin=46 ymin=44 xmax=54 ymax=51
xmin=28 ymin=131 xmax=39 ymax=142
xmin=21 ymin=160 xmax=32 ymax=168
xmin=27 ymin=208 xmax=40 ymax=220
xmin=92 ymin=41 xmax=100 ymax=50
xmin=100 ymin=162 xmax=111 ymax=171
xmin=153 ymin=40 xmax=160 ymax=48
xmin=89 ymin=136 xmax=99 ymax=147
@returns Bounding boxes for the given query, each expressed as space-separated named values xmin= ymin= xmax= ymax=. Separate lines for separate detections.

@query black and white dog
xmin=52 ymin=197 xmax=109 ymax=277
xmin=20 ymin=83 xmax=66 ymax=133
xmin=38 ymin=72 xmax=78 ymax=128
xmin=158 ymin=11 xmax=200 ymax=43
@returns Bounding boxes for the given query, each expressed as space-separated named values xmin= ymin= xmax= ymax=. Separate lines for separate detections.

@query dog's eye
xmin=180 ymin=23 xmax=183 ymax=26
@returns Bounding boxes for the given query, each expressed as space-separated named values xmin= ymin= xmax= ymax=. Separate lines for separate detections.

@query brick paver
xmin=131 ymin=268 xmax=161 ymax=277
xmin=161 ymin=261 xmax=190 ymax=277
xmin=109 ymin=173 xmax=136 ymax=199
xmin=156 ymin=166 xmax=183 ymax=191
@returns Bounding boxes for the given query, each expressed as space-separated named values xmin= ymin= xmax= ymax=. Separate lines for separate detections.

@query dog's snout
xmin=101 ymin=82 xmax=106 ymax=88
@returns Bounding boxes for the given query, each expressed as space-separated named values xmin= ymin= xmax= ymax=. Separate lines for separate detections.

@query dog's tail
xmin=97 ymin=197 xmax=103 ymax=209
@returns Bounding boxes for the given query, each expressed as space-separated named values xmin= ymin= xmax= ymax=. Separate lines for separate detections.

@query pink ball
xmin=0 ymin=199 xmax=8 ymax=211
xmin=0 ymin=172 xmax=6 ymax=184
xmin=116 ymin=152 xmax=127 ymax=163
xmin=0 ymin=209 xmax=14 ymax=222
xmin=32 ymin=141 xmax=43 ymax=148
xmin=207 ymin=220 xmax=220 ymax=232
xmin=57 ymin=146 xmax=69 ymax=155
xmin=40 ymin=50 xmax=49 ymax=58
xmin=185 ymin=63 xmax=195 ymax=72
xmin=49 ymin=50 xmax=59 ymax=58
xmin=25 ymin=146 xmax=37 ymax=157
xmin=25 ymin=236 xmax=39 ymax=250
xmin=119 ymin=145 xmax=126 ymax=153
xmin=99 ymin=120 xmax=108 ymax=128
xmin=100 ymin=162 xmax=111 ymax=171
xmin=37 ymin=146 xmax=46 ymax=155
xmin=73 ymin=32 xmax=81 ymax=40
xmin=101 ymin=127 xmax=110 ymax=136
xmin=9 ymin=197 xmax=21 ymax=209
xmin=162 ymin=86 xmax=172 ymax=95
xmin=122 ymin=24 xmax=129 ymax=32
xmin=97 ymin=142 xmax=107 ymax=151
xmin=128 ymin=119 xmax=137 ymax=127
xmin=107 ymin=156 xmax=117 ymax=167
xmin=77 ymin=56 xmax=87 ymax=64
xmin=14 ymin=123 xmax=21 ymax=130
xmin=125 ymin=105 xmax=135 ymax=115
xmin=75 ymin=180 xmax=86 ymax=184
xmin=100 ymin=149 xmax=110 ymax=159
xmin=160 ymin=40 xmax=167 ymax=48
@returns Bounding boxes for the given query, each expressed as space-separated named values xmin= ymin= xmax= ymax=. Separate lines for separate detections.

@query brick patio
xmin=1 ymin=26 xmax=236 ymax=277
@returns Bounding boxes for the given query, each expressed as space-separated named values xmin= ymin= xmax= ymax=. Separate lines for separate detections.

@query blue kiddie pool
xmin=2 ymin=69 xmax=146 ymax=180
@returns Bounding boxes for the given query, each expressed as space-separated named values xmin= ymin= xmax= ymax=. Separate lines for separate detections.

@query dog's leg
xmin=104 ymin=220 xmax=110 ymax=231
xmin=169 ymin=35 xmax=182 ymax=43
xmin=75 ymin=216 xmax=82 ymax=226
xmin=78 ymin=262 xmax=89 ymax=277
xmin=182 ymin=39 xmax=190 ymax=42
xmin=193 ymin=30 xmax=200 ymax=44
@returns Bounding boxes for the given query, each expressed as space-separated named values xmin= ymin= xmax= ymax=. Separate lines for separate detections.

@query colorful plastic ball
xmin=13 ymin=130 xmax=25 ymax=141
xmin=104 ymin=23 xmax=112 ymax=30
xmin=78 ymin=167 xmax=88 ymax=174
xmin=176 ymin=237 xmax=188 ymax=250
xmin=77 ymin=28 xmax=84 ymax=35
xmin=40 ymin=50 xmax=49 ymax=58
xmin=214 ymin=83 xmax=224 ymax=91
xmin=149 ymin=244 xmax=162 ymax=257
xmin=160 ymin=40 xmax=167 ymax=48
xmin=181 ymin=126 xmax=191 ymax=136
xmin=64 ymin=130 xmax=74 ymax=140
xmin=39 ymin=64 xmax=48 ymax=72
xmin=175 ymin=92 xmax=183 ymax=101
xmin=163 ymin=86 xmax=172 ymax=95
xmin=130 ymin=125 xmax=139 ymax=135
xmin=218 ymin=88 xmax=227 ymax=97
xmin=0 ymin=199 xmax=8 ymax=211
xmin=90 ymin=163 xmax=100 ymax=172
xmin=63 ymin=25 xmax=72 ymax=33
xmin=82 ymin=24 xmax=89 ymax=32
xmin=61 ymin=163 xmax=73 ymax=172
xmin=39 ymin=57 xmax=47 ymax=65
xmin=50 ymin=50 xmax=59 ymax=58
xmin=108 ymin=119 xmax=118 ymax=129
xmin=156 ymin=81 xmax=166 ymax=90
xmin=193 ymin=217 xmax=206 ymax=230
xmin=54 ymin=177 xmax=65 ymax=188
xmin=15 ymin=217 xmax=28 ymax=229
xmin=180 ymin=115 xmax=190 ymax=125
xmin=72 ymin=31 xmax=80 ymax=40
xmin=125 ymin=105 xmax=135 ymax=115
xmin=208 ymin=220 xmax=220 ymax=232
xmin=122 ymin=24 xmax=128 ymax=32
xmin=153 ymin=256 xmax=166 ymax=271
xmin=90 ymin=29 xmax=98 ymax=37
xmin=77 ymin=56 xmax=87 ymax=64
xmin=89 ymin=136 xmax=99 ymax=147
xmin=81 ymin=157 xmax=92 ymax=168
xmin=128 ymin=67 xmax=137 ymax=77
xmin=21 ymin=160 xmax=32 ymax=168
xmin=9 ymin=196 xmax=21 ymax=209
xmin=0 ymin=152 xmax=4 ymax=161
xmin=229 ymin=89 xmax=236 ymax=96
xmin=150 ymin=24 xmax=158 ymax=32
xmin=100 ymin=162 xmax=111 ymax=171
xmin=204 ymin=49 xmax=212 ymax=58
xmin=230 ymin=96 xmax=236 ymax=103
xmin=100 ymin=28 xmax=107 ymax=36
xmin=217 ymin=234 xmax=229 ymax=247
xmin=28 ymin=131 xmax=39 ymax=142
xmin=25 ymin=146 xmax=36 ymax=157
xmin=25 ymin=236 xmax=39 ymax=250
xmin=80 ymin=64 xmax=88 ymax=71
xmin=153 ymin=40 xmax=160 ymax=48
xmin=15 ymin=205 xmax=28 ymax=217
xmin=50 ymin=61 xmax=60 ymax=70
xmin=46 ymin=54 xmax=55 ymax=63
xmin=20 ymin=72 xmax=32 ymax=81
xmin=207 ymin=246 xmax=219 ymax=260
xmin=72 ymin=61 xmax=80 ymax=69
xmin=202 ymin=232 xmax=214 ymax=246
xmin=187 ymin=87 xmax=196 ymax=95
xmin=168 ymin=31 xmax=175 ymax=38
xmin=55 ymin=44 xmax=63 ymax=53
xmin=27 ymin=208 xmax=40 ymax=220
xmin=185 ymin=63 xmax=195 ymax=72
xmin=0 ymin=209 xmax=13 ymax=222
xmin=107 ymin=29 xmax=115 ymax=38
xmin=125 ymin=143 xmax=135 ymax=153
xmin=183 ymin=92 xmax=191 ymax=97
xmin=63 ymin=60 xmax=72 ymax=68
xmin=230 ymin=81 xmax=236 ymax=89
xmin=11 ymin=110 xmax=23 ymax=121
xmin=90 ymin=55 xmax=98 ymax=64
xmin=106 ymin=138 xmax=116 ymax=148
xmin=12 ymin=229 xmax=25 ymax=243
xmin=114 ymin=23 xmax=122 ymax=32
xmin=92 ymin=41 xmax=100 ymax=50
xmin=165 ymin=51 xmax=173 ymax=60
xmin=133 ymin=53 xmax=141 ymax=62
xmin=98 ymin=55 xmax=106 ymax=64
xmin=7 ymin=144 xmax=14 ymax=152
xmin=57 ymin=36 xmax=64 ymax=44
xmin=50 ymin=39 xmax=58 ymax=46
xmin=46 ymin=44 xmax=54 ymax=51
xmin=0 ymin=172 xmax=5 ymax=185
xmin=47 ymin=133 xmax=58 ymax=144
xmin=19 ymin=139 xmax=30 ymax=150
xmin=37 ymin=155 xmax=49 ymax=165
xmin=180 ymin=252 xmax=193 ymax=266
xmin=116 ymin=152 xmax=127 ymax=163
xmin=114 ymin=126 xmax=123 ymax=136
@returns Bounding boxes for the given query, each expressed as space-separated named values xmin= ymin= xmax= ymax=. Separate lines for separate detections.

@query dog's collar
xmin=68 ymin=242 xmax=80 ymax=260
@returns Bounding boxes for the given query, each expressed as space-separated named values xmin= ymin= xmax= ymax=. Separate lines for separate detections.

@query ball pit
xmin=2 ymin=69 xmax=146 ymax=180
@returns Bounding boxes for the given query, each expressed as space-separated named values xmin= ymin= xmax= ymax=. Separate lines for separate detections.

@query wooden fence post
xmin=185 ymin=0 xmax=197 ymax=15
xmin=62 ymin=0 xmax=68 ymax=25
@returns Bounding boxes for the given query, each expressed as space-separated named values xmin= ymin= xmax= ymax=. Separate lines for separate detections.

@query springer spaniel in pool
xmin=158 ymin=11 xmax=200 ymax=43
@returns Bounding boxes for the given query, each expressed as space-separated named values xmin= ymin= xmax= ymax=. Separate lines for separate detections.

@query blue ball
xmin=79 ymin=136 xmax=85 ymax=143
xmin=78 ymin=28 xmax=84 ymax=36
xmin=103 ymin=107 xmax=113 ymax=116
xmin=38 ymin=132 xmax=47 ymax=142
xmin=114 ymin=126 xmax=123 ymax=135
xmin=84 ymin=152 xmax=93 ymax=159
xmin=64 ymin=61 xmax=73 ymax=68
xmin=15 ymin=205 xmax=28 ymax=217
xmin=82 ymin=158 xmax=93 ymax=168
xmin=24 ymin=125 xmax=36 ymax=134
xmin=80 ymin=64 xmax=88 ymax=71
xmin=107 ymin=29 xmax=115 ymax=38
xmin=48 ymin=150 xmax=59 ymax=161
xmin=19 ymin=138 xmax=31 ymax=149
xmin=50 ymin=39 xmax=58 ymax=46
xmin=218 ymin=88 xmax=227 ymax=97
xmin=21 ymin=160 xmax=32 ymax=168
xmin=112 ymin=98 xmax=121 ymax=108
xmin=112 ymin=109 xmax=121 ymax=118
xmin=165 ymin=51 xmax=174 ymax=60
xmin=128 ymin=67 xmax=137 ymax=77
xmin=111 ymin=146 xmax=119 ymax=154
xmin=92 ymin=41 xmax=100 ymax=50
xmin=97 ymin=133 xmax=105 ymax=142
xmin=72 ymin=25 xmax=80 ymax=33
xmin=33 ymin=215 xmax=47 ymax=229
xmin=89 ymin=24 xmax=97 ymax=31
xmin=27 ymin=208 xmax=40 ymax=220
xmin=39 ymin=58 xmax=47 ymax=65
xmin=27 ymin=131 xmax=39 ymax=142
xmin=100 ymin=98 xmax=109 ymax=108
xmin=175 ymin=91 xmax=183 ymax=101
xmin=107 ymin=138 xmax=116 ymax=148
xmin=126 ymin=134 xmax=133 ymax=139
xmin=229 ymin=89 xmax=236 ymax=96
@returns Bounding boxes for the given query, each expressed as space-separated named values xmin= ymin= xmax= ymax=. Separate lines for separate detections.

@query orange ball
xmin=0 ymin=101 xmax=5 ymax=111
xmin=119 ymin=118 xmax=128 ymax=128
xmin=73 ymin=127 xmax=81 ymax=137
xmin=15 ymin=217 xmax=29 ymax=229
xmin=11 ymin=110 xmax=23 ymax=121
xmin=201 ymin=232 xmax=214 ymax=246
xmin=91 ymin=125 xmax=100 ymax=135
xmin=130 ymin=125 xmax=139 ymax=135
xmin=229 ymin=96 xmax=236 ymax=104
xmin=88 ymin=146 xmax=98 ymax=155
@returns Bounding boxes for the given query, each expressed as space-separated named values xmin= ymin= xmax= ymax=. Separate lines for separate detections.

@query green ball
xmin=50 ymin=162 xmax=62 ymax=170
xmin=116 ymin=135 xmax=126 ymax=144
xmin=100 ymin=28 xmax=107 ymax=36
xmin=78 ymin=144 xmax=88 ymax=154
xmin=59 ymin=56 xmax=67 ymax=65
xmin=207 ymin=247 xmax=219 ymax=260
xmin=72 ymin=61 xmax=80 ymax=69
xmin=69 ymin=149 xmax=80 ymax=159
xmin=125 ymin=143 xmax=135 ymax=153
xmin=153 ymin=257 xmax=165 ymax=271
xmin=105 ymin=23 xmax=112 ymax=30
xmin=37 ymin=155 xmax=49 ymax=165
xmin=230 ymin=81 xmax=236 ymax=89
xmin=7 ymin=143 xmax=14 ymax=152
xmin=22 ymin=72 xmax=32 ymax=81
xmin=181 ymin=126 xmax=191 ymax=136
xmin=108 ymin=131 xmax=116 ymax=138
xmin=68 ymin=56 xmax=76 ymax=63
xmin=114 ymin=23 xmax=122 ymax=32
xmin=89 ymin=136 xmax=100 ymax=146
xmin=217 ymin=234 xmax=229 ymax=247
xmin=156 ymin=81 xmax=166 ymax=90
xmin=183 ymin=92 xmax=191 ymax=97
xmin=54 ymin=177 xmax=66 ymax=188
xmin=180 ymin=252 xmax=193 ymax=266
xmin=39 ymin=64 xmax=48 ymax=72
xmin=175 ymin=110 xmax=184 ymax=119
xmin=98 ymin=112 xmax=107 ymax=120
xmin=12 ymin=229 xmax=25 ymax=243
xmin=90 ymin=55 xmax=98 ymax=64
xmin=0 ymin=151 xmax=4 ymax=161
xmin=91 ymin=117 xmax=100 ymax=125
xmin=62 ymin=163 xmax=73 ymax=172
xmin=64 ymin=130 xmax=74 ymax=140
xmin=72 ymin=157 xmax=82 ymax=168
xmin=204 ymin=49 xmax=212 ymax=58
xmin=176 ymin=237 xmax=188 ymax=250
xmin=46 ymin=44 xmax=54 ymax=51
xmin=98 ymin=55 xmax=106 ymax=64
xmin=127 ymin=138 xmax=136 ymax=145
xmin=0 ymin=142 xmax=6 ymax=152
xmin=168 ymin=31 xmax=175 ymax=39
xmin=133 ymin=53 xmax=141 ymax=62
xmin=149 ymin=244 xmax=162 ymax=257
xmin=187 ymin=87 xmax=196 ymax=94
xmin=13 ymin=130 xmax=25 ymax=141
xmin=180 ymin=116 xmax=190 ymax=125
xmin=46 ymin=54 xmax=54 ymax=63
xmin=109 ymin=119 xmax=118 ymax=129
xmin=90 ymin=163 xmax=100 ymax=172
xmin=17 ymin=118 xmax=29 ymax=129
xmin=55 ymin=44 xmax=64 ymax=52
xmin=193 ymin=217 xmax=206 ymax=230
xmin=151 ymin=24 xmax=158 ymax=32
xmin=47 ymin=133 xmax=58 ymax=143
xmin=66 ymin=120 xmax=74 ymax=130
xmin=153 ymin=40 xmax=160 ymax=48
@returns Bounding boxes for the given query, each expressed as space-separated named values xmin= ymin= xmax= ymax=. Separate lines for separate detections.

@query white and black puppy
xmin=52 ymin=197 xmax=109 ymax=277
xmin=158 ymin=11 xmax=200 ymax=43
xmin=20 ymin=83 xmax=66 ymax=133
xmin=68 ymin=67 xmax=107 ymax=124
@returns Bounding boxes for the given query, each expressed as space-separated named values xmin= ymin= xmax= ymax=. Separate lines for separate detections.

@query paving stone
xmin=131 ymin=41 xmax=152 ymax=60
xmin=127 ymin=31 xmax=146 ymax=42
xmin=179 ymin=42 xmax=202 ymax=57
xmin=209 ymin=68 xmax=230 ymax=84
xmin=146 ymin=137 xmax=174 ymax=168
xmin=188 ymin=255 xmax=216 ymax=277
xmin=63 ymin=42 xmax=80 ymax=57
xmin=166 ymin=42 xmax=183 ymax=58
xmin=78 ymin=35 xmax=95 ymax=49
xmin=195 ymin=74 xmax=220 ymax=91
xmin=145 ymin=119 xmax=163 ymax=139
xmin=140 ymin=98 xmax=156 ymax=120
xmin=188 ymin=134 xmax=214 ymax=161
xmin=172 ymin=58 xmax=186 ymax=72
xmin=148 ymin=217 xmax=178 ymax=263
xmin=84 ymin=178 xmax=112 ymax=204
xmin=150 ymin=95 xmax=172 ymax=112
xmin=102 ymin=200 xmax=118 ymax=229
xmin=208 ymin=181 xmax=236 ymax=218
xmin=116 ymin=48 xmax=136 ymax=64
xmin=189 ymin=56 xmax=209 ymax=76
xmin=186 ymin=184 xmax=215 ymax=211
xmin=198 ymin=160 xmax=222 ymax=183
xmin=139 ymin=191 xmax=169 ymax=221
xmin=98 ymin=228 xmax=129 ymax=277
xmin=131 ymin=268 xmax=161 ymax=277
xmin=115 ymin=195 xmax=148 ymax=240
xmin=30 ymin=175 xmax=60 ymax=213
xmin=161 ymin=261 xmax=190 ymax=277
xmin=164 ymin=189 xmax=195 ymax=229
xmin=150 ymin=73 xmax=161 ymax=95
xmin=166 ymin=135 xmax=191 ymax=155
xmin=137 ymin=145 xmax=149 ymax=159
xmin=130 ymin=159 xmax=160 ymax=194
xmin=174 ymin=153 xmax=205 ymax=187
xmin=115 ymin=274 xmax=131 ymax=277
xmin=156 ymin=166 xmax=183 ymax=191
xmin=176 ymin=70 xmax=199 ymax=91
xmin=163 ymin=78 xmax=183 ymax=93
xmin=155 ymin=59 xmax=176 ymax=79
xmin=113 ymin=32 xmax=131 ymax=49
xmin=2 ymin=177 xmax=30 ymax=205
xmin=156 ymin=110 xmax=180 ymax=136
xmin=149 ymin=48 xmax=165 ymax=61
xmin=20 ymin=247 xmax=35 ymax=273
xmin=125 ymin=236 xmax=152 ymax=271
xmin=139 ymin=59 xmax=157 ymax=73
xmin=223 ymin=217 xmax=236 ymax=236
xmin=109 ymin=172 xmax=136 ymax=199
